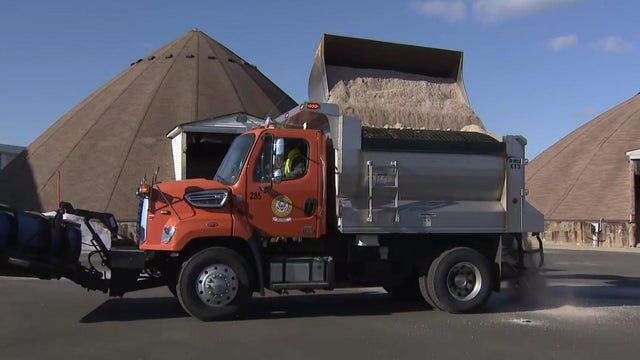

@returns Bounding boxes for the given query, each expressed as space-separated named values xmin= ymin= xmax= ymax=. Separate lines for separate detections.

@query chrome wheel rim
xmin=446 ymin=262 xmax=482 ymax=301
xmin=196 ymin=264 xmax=239 ymax=307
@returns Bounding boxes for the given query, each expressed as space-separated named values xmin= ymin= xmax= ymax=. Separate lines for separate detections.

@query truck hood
xmin=154 ymin=178 xmax=229 ymax=199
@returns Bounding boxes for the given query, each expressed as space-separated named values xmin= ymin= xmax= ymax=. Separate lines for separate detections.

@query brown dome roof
xmin=0 ymin=29 xmax=296 ymax=220
xmin=526 ymin=93 xmax=640 ymax=221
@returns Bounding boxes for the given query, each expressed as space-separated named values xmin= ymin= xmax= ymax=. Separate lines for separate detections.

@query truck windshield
xmin=213 ymin=133 xmax=256 ymax=185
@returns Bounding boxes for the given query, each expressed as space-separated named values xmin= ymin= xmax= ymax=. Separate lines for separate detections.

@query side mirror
xmin=272 ymin=169 xmax=283 ymax=184
xmin=272 ymin=138 xmax=285 ymax=183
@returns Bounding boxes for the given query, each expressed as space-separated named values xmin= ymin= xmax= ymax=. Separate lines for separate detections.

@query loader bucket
xmin=308 ymin=34 xmax=483 ymax=131
xmin=309 ymin=34 xmax=467 ymax=104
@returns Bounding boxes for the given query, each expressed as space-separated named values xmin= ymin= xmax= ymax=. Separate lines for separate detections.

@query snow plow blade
xmin=0 ymin=202 xmax=159 ymax=296
xmin=308 ymin=33 xmax=467 ymax=103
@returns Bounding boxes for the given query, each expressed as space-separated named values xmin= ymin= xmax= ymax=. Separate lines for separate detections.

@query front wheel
xmin=420 ymin=247 xmax=494 ymax=313
xmin=177 ymin=247 xmax=252 ymax=321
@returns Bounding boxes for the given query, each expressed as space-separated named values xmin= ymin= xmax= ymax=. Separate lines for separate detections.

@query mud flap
xmin=501 ymin=233 xmax=546 ymax=302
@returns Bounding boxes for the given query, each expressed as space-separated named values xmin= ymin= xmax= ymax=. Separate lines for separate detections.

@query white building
xmin=0 ymin=144 xmax=25 ymax=170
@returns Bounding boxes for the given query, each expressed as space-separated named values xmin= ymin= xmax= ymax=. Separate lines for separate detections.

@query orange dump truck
xmin=1 ymin=35 xmax=544 ymax=321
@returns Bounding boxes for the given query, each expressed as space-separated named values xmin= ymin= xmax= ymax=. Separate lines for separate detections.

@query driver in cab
xmin=284 ymin=145 xmax=307 ymax=180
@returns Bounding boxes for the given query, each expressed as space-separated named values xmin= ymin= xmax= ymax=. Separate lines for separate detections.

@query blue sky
xmin=0 ymin=0 xmax=637 ymax=159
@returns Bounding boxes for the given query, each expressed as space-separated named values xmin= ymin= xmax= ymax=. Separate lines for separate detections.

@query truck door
xmin=245 ymin=131 xmax=320 ymax=238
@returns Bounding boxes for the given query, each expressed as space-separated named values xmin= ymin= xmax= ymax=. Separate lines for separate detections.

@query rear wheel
xmin=177 ymin=247 xmax=252 ymax=321
xmin=417 ymin=258 xmax=438 ymax=308
xmin=420 ymin=247 xmax=493 ymax=313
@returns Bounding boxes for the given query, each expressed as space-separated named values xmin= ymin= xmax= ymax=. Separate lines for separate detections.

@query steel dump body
xmin=358 ymin=127 xmax=506 ymax=202
xmin=278 ymin=104 xmax=543 ymax=235
xmin=292 ymin=34 xmax=541 ymax=235
xmin=348 ymin=128 xmax=506 ymax=233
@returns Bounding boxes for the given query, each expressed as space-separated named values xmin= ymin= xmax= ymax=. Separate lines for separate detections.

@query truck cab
xmin=137 ymin=110 xmax=338 ymax=320
xmin=139 ymin=125 xmax=327 ymax=253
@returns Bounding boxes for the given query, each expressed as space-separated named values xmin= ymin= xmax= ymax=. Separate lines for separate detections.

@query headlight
xmin=184 ymin=189 xmax=229 ymax=208
xmin=161 ymin=225 xmax=176 ymax=244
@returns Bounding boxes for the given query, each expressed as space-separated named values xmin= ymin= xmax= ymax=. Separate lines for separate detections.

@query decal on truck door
xmin=272 ymin=195 xmax=293 ymax=217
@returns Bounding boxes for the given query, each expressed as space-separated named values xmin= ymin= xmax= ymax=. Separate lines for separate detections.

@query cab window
xmin=253 ymin=137 xmax=309 ymax=182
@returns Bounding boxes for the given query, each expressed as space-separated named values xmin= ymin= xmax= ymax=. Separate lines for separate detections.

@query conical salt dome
xmin=0 ymin=29 xmax=296 ymax=220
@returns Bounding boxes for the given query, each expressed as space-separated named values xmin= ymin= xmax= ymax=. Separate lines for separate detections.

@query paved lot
xmin=1 ymin=246 xmax=640 ymax=360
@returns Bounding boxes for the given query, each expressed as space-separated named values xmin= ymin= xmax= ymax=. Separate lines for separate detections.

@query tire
xmin=177 ymin=247 xmax=252 ymax=321
xmin=417 ymin=260 xmax=438 ymax=308
xmin=421 ymin=247 xmax=494 ymax=313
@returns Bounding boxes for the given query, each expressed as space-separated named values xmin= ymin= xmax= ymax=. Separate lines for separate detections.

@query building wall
xmin=543 ymin=220 xmax=637 ymax=248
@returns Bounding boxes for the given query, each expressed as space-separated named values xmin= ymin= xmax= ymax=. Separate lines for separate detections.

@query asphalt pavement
xmin=1 ymin=247 xmax=639 ymax=360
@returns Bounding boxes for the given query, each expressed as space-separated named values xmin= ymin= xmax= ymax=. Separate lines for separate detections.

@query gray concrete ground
xmin=1 ymin=247 xmax=639 ymax=360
